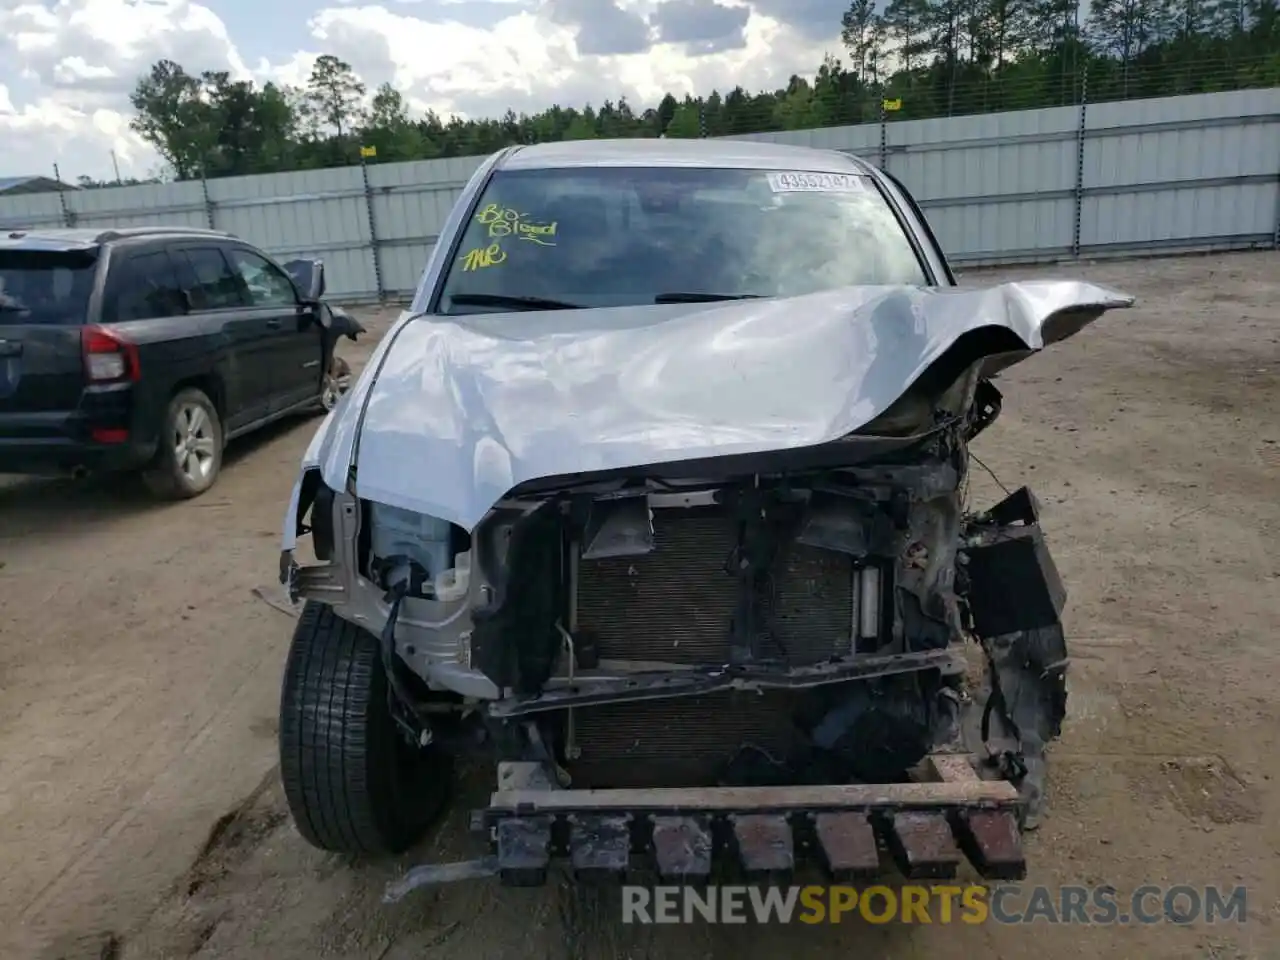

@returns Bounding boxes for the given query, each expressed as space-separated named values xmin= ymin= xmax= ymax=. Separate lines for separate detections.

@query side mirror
xmin=282 ymin=258 xmax=326 ymax=301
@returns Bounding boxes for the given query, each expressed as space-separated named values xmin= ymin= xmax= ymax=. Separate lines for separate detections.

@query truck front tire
xmin=279 ymin=601 xmax=452 ymax=856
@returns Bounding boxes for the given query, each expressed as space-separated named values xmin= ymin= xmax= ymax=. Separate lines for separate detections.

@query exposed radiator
xmin=568 ymin=507 xmax=885 ymax=787
xmin=574 ymin=508 xmax=858 ymax=668
xmin=568 ymin=690 xmax=806 ymax=788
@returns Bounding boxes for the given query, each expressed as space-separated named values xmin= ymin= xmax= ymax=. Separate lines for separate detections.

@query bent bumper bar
xmin=384 ymin=753 xmax=1027 ymax=902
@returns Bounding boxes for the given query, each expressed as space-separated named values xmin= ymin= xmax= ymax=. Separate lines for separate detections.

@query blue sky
xmin=0 ymin=0 xmax=854 ymax=181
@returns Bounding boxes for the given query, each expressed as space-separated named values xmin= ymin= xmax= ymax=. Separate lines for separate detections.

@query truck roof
xmin=500 ymin=137 xmax=876 ymax=175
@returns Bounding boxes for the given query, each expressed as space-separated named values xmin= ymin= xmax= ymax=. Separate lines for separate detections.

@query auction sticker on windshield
xmin=767 ymin=171 xmax=867 ymax=193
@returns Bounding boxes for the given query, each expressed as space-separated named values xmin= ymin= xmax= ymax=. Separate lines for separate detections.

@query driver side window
xmin=226 ymin=248 xmax=298 ymax=307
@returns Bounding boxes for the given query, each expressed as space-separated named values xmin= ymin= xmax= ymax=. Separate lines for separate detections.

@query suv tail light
xmin=82 ymin=325 xmax=140 ymax=383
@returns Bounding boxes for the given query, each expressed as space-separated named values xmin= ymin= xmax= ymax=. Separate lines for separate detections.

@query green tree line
xmin=119 ymin=0 xmax=1279 ymax=184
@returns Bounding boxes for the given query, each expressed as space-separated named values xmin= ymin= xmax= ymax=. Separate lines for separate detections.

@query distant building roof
xmin=0 ymin=175 xmax=79 ymax=196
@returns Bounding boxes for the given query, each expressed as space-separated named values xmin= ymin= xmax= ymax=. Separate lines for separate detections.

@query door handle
xmin=266 ymin=318 xmax=282 ymax=329
xmin=0 ymin=340 xmax=22 ymax=357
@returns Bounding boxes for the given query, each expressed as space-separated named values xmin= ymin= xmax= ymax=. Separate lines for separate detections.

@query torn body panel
xmin=300 ymin=279 xmax=1131 ymax=532
xmin=959 ymin=486 xmax=1072 ymax=828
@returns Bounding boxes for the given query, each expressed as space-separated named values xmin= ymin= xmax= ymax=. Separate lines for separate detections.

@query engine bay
xmin=286 ymin=380 xmax=1069 ymax=817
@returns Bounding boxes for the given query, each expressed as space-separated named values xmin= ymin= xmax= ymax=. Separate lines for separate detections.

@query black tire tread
xmin=279 ymin=601 xmax=442 ymax=856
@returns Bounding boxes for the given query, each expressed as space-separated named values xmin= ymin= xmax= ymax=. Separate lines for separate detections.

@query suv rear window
xmin=0 ymin=249 xmax=98 ymax=325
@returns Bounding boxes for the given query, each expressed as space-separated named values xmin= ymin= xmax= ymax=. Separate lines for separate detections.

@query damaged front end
xmin=278 ymin=278 xmax=1133 ymax=894
xmin=285 ymin=383 xmax=1071 ymax=894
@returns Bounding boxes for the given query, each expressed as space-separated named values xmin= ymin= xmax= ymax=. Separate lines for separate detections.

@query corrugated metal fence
xmin=3 ymin=87 xmax=1277 ymax=301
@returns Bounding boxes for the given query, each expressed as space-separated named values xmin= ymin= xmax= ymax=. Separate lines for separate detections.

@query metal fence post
xmin=1273 ymin=142 xmax=1280 ymax=250
xmin=698 ymin=103 xmax=708 ymax=138
xmin=52 ymin=163 xmax=75 ymax=227
xmin=1071 ymin=66 xmax=1089 ymax=258
xmin=878 ymin=102 xmax=888 ymax=171
xmin=200 ymin=168 xmax=216 ymax=230
xmin=359 ymin=155 xmax=386 ymax=301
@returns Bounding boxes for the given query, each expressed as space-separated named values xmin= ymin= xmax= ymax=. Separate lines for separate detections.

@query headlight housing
xmin=367 ymin=500 xmax=471 ymax=601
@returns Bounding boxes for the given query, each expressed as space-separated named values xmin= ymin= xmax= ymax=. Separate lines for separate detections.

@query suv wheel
xmin=320 ymin=356 xmax=351 ymax=412
xmin=279 ymin=601 xmax=452 ymax=856
xmin=142 ymin=387 xmax=223 ymax=499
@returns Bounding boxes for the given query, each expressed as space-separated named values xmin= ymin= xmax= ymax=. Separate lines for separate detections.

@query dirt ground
xmin=1 ymin=251 xmax=1277 ymax=960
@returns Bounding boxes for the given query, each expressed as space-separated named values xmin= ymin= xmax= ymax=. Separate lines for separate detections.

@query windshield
xmin=0 ymin=249 xmax=98 ymax=325
xmin=433 ymin=165 xmax=929 ymax=314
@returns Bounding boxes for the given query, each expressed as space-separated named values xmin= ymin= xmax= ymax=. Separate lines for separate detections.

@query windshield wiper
xmin=448 ymin=293 xmax=584 ymax=312
xmin=653 ymin=292 xmax=764 ymax=304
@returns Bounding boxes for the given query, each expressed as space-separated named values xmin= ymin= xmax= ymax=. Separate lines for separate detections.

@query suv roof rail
xmin=94 ymin=226 xmax=235 ymax=243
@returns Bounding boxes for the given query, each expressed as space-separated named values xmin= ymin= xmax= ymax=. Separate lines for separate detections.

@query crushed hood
xmin=334 ymin=280 xmax=1132 ymax=532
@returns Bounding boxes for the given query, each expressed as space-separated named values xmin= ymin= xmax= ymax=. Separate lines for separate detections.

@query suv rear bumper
xmin=0 ymin=409 xmax=156 ymax=474
xmin=0 ymin=386 xmax=158 ymax=475
xmin=0 ymin=435 xmax=156 ymax=475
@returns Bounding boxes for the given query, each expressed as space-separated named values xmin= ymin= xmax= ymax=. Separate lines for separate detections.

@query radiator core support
xmin=574 ymin=507 xmax=873 ymax=669
xmin=562 ymin=502 xmax=904 ymax=786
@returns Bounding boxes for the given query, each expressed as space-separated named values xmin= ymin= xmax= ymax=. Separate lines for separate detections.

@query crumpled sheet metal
xmin=290 ymin=280 xmax=1132 ymax=536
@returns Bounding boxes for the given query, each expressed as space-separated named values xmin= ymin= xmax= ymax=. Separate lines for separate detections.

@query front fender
xmin=313 ymin=308 xmax=421 ymax=498
xmin=281 ymin=408 xmax=336 ymax=560
xmin=278 ymin=307 xmax=419 ymax=590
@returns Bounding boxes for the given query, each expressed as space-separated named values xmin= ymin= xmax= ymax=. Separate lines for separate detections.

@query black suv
xmin=0 ymin=226 xmax=348 ymax=499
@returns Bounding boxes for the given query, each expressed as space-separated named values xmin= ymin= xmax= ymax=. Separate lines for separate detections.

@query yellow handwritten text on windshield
xmin=476 ymin=203 xmax=558 ymax=246
xmin=459 ymin=243 xmax=507 ymax=272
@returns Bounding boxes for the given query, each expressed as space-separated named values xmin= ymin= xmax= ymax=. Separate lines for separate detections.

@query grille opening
xmin=565 ymin=505 xmax=880 ymax=787
xmin=574 ymin=507 xmax=859 ymax=668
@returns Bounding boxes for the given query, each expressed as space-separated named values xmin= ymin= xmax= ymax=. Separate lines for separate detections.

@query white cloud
xmin=0 ymin=91 xmax=155 ymax=183
xmin=0 ymin=0 xmax=845 ymax=182
xmin=0 ymin=0 xmax=255 ymax=181
xmin=52 ymin=56 xmax=117 ymax=85
xmin=277 ymin=2 xmax=838 ymax=124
